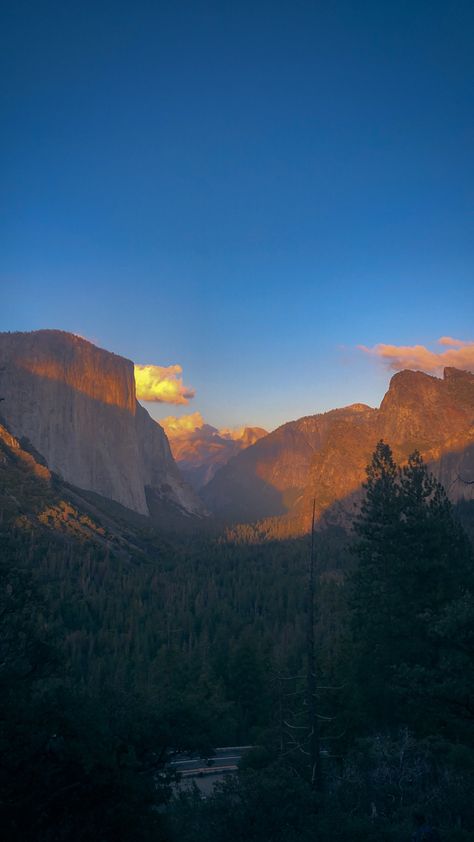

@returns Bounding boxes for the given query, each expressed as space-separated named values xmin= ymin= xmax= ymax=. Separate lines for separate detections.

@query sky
xmin=1 ymin=0 xmax=473 ymax=430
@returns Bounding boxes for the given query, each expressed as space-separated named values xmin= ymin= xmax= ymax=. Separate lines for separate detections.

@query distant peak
xmin=344 ymin=403 xmax=373 ymax=413
xmin=239 ymin=426 xmax=268 ymax=445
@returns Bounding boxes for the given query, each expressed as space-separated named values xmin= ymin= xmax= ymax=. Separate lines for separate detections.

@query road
xmin=170 ymin=746 xmax=253 ymax=796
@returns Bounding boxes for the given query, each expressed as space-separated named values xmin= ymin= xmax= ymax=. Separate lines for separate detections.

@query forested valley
xmin=1 ymin=437 xmax=474 ymax=841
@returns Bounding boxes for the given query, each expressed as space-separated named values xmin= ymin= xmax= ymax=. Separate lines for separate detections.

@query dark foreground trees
xmin=0 ymin=554 xmax=173 ymax=841
xmin=170 ymin=731 xmax=474 ymax=842
xmin=171 ymin=443 xmax=474 ymax=841
xmin=350 ymin=443 xmax=474 ymax=741
xmin=1 ymin=441 xmax=473 ymax=840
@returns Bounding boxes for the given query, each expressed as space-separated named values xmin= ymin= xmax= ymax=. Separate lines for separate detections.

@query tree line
xmin=1 ymin=441 xmax=473 ymax=839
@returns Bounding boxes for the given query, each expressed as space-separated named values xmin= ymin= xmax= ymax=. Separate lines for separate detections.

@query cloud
xmin=160 ymin=412 xmax=205 ymax=437
xmin=437 ymin=336 xmax=471 ymax=347
xmin=160 ymin=413 xmax=250 ymax=443
xmin=134 ymin=364 xmax=195 ymax=404
xmin=359 ymin=337 xmax=474 ymax=374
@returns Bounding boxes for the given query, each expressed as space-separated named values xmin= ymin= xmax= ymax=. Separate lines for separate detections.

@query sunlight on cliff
xmin=16 ymin=356 xmax=135 ymax=411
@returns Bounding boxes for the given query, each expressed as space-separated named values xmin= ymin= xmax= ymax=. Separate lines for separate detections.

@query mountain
xmin=0 ymin=330 xmax=206 ymax=521
xmin=161 ymin=412 xmax=267 ymax=489
xmin=202 ymin=367 xmax=474 ymax=533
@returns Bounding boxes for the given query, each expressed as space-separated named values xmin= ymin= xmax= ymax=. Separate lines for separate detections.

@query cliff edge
xmin=0 ymin=330 xmax=205 ymax=519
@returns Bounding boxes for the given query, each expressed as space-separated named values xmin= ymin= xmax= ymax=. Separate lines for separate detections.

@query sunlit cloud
xmin=359 ymin=337 xmax=474 ymax=374
xmin=437 ymin=336 xmax=471 ymax=347
xmin=160 ymin=412 xmax=205 ymax=436
xmin=160 ymin=413 xmax=258 ymax=442
xmin=134 ymin=364 xmax=195 ymax=404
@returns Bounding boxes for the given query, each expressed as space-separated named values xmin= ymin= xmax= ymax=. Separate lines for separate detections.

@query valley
xmin=1 ymin=329 xmax=473 ymax=840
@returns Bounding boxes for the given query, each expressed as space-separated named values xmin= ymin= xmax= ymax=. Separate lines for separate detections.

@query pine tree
xmin=350 ymin=443 xmax=474 ymax=736
xmin=350 ymin=441 xmax=402 ymax=725
xmin=397 ymin=452 xmax=474 ymax=738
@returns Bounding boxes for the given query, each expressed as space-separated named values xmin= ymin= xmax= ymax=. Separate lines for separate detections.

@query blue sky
xmin=1 ymin=0 xmax=473 ymax=429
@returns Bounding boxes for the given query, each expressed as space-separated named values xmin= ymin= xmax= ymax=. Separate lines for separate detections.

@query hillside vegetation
xmin=1 ymin=422 xmax=474 ymax=840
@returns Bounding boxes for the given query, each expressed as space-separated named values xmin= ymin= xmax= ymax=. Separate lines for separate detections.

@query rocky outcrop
xmin=203 ymin=369 xmax=474 ymax=531
xmin=0 ymin=330 xmax=206 ymax=518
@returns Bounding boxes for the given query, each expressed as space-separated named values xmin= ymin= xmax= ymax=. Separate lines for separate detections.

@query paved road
xmin=171 ymin=746 xmax=253 ymax=796
xmin=171 ymin=746 xmax=253 ymax=777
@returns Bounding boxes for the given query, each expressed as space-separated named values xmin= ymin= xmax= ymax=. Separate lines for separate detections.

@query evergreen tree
xmin=350 ymin=442 xmax=474 ymax=737
xmin=350 ymin=441 xmax=403 ymax=725
xmin=397 ymin=452 xmax=474 ymax=738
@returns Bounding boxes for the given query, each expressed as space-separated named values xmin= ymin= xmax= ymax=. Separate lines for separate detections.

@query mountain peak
xmin=444 ymin=366 xmax=474 ymax=380
xmin=344 ymin=403 xmax=374 ymax=413
xmin=388 ymin=367 xmax=439 ymax=387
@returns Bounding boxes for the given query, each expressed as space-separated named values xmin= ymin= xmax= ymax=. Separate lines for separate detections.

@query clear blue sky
xmin=1 ymin=0 xmax=473 ymax=429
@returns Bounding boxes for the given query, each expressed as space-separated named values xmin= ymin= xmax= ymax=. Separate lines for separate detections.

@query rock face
xmin=0 ymin=330 xmax=205 ymax=518
xmin=134 ymin=403 xmax=205 ymax=517
xmin=162 ymin=418 xmax=267 ymax=490
xmin=202 ymin=369 xmax=474 ymax=531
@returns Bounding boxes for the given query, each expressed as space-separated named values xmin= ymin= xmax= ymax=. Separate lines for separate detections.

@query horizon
xmin=1 ymin=326 xmax=472 ymax=435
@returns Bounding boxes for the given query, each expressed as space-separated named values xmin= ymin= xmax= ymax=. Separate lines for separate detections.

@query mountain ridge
xmin=203 ymin=367 xmax=474 ymax=532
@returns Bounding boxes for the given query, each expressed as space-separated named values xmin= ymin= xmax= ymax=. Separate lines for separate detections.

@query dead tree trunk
xmin=307 ymin=499 xmax=322 ymax=791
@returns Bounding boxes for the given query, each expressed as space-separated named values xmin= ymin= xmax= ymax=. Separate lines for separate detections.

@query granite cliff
xmin=203 ymin=368 xmax=474 ymax=532
xmin=0 ymin=330 xmax=205 ymax=519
